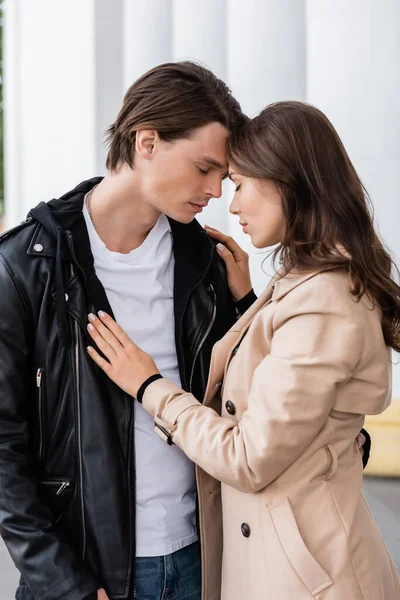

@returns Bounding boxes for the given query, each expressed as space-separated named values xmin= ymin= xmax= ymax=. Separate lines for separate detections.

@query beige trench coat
xmin=143 ymin=269 xmax=400 ymax=600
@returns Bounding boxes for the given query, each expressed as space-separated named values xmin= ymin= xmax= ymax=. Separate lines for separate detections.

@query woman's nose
xmin=229 ymin=196 xmax=239 ymax=215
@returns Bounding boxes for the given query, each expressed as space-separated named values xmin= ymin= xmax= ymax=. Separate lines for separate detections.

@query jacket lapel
xmin=203 ymin=277 xmax=277 ymax=406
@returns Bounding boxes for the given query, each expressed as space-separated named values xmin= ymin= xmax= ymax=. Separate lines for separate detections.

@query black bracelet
xmin=137 ymin=374 xmax=163 ymax=403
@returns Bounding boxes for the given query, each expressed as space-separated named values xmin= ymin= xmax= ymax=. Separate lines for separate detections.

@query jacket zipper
xmin=188 ymin=284 xmax=217 ymax=392
xmin=67 ymin=232 xmax=88 ymax=286
xmin=178 ymin=255 xmax=214 ymax=391
xmin=68 ymin=231 xmax=136 ymax=593
xmin=132 ymin=402 xmax=137 ymax=599
xmin=74 ymin=319 xmax=86 ymax=558
xmin=40 ymin=480 xmax=71 ymax=495
xmin=36 ymin=367 xmax=45 ymax=461
xmin=69 ymin=261 xmax=86 ymax=560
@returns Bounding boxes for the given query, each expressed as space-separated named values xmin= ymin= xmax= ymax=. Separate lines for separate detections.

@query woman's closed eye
xmin=235 ymin=184 xmax=241 ymax=192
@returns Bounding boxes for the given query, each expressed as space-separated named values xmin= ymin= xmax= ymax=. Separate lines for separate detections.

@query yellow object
xmin=364 ymin=400 xmax=400 ymax=477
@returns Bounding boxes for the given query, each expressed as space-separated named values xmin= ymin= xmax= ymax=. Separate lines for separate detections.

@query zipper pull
xmin=36 ymin=368 xmax=43 ymax=388
xmin=56 ymin=482 xmax=71 ymax=496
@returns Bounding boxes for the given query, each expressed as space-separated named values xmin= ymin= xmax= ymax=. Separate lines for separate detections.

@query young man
xmin=0 ymin=62 xmax=251 ymax=600
xmin=0 ymin=62 xmax=369 ymax=600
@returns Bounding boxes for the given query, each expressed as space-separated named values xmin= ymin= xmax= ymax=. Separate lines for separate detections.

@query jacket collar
xmin=271 ymin=268 xmax=333 ymax=301
xmin=227 ymin=269 xmax=329 ymax=351
xmin=27 ymin=177 xmax=216 ymax=317
xmin=28 ymin=178 xmax=214 ymax=266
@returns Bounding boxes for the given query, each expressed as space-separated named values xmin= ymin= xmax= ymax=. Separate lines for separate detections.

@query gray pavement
xmin=363 ymin=477 xmax=400 ymax=575
xmin=0 ymin=477 xmax=399 ymax=598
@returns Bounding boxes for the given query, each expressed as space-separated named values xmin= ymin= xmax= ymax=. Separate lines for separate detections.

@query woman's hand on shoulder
xmin=204 ymin=225 xmax=253 ymax=302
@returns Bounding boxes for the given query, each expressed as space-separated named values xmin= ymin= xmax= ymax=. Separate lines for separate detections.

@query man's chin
xmin=165 ymin=210 xmax=196 ymax=225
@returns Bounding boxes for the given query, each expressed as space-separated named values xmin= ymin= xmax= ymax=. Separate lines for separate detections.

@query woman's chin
xmin=252 ymin=235 xmax=282 ymax=249
xmin=251 ymin=235 xmax=267 ymax=249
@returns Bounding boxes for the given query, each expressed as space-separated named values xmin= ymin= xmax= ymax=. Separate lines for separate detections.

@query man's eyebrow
xmin=198 ymin=155 xmax=226 ymax=170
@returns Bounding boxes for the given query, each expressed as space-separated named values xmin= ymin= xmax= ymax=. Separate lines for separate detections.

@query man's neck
xmin=88 ymin=169 xmax=161 ymax=254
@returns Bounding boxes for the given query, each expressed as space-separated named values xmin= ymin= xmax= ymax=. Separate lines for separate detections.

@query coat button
xmin=33 ymin=243 xmax=44 ymax=252
xmin=225 ymin=401 xmax=236 ymax=415
xmin=241 ymin=523 xmax=251 ymax=538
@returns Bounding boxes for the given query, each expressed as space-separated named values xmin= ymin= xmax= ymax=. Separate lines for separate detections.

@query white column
xmin=172 ymin=0 xmax=227 ymax=78
xmin=226 ymin=0 xmax=307 ymax=294
xmin=94 ymin=0 xmax=124 ymax=172
xmin=3 ymin=0 xmax=97 ymax=227
xmin=3 ymin=0 xmax=125 ymax=228
xmin=3 ymin=0 xmax=23 ymax=228
xmin=306 ymin=0 xmax=400 ymax=395
xmin=227 ymin=0 xmax=306 ymax=116
xmin=123 ymin=0 xmax=172 ymax=90
xmin=172 ymin=0 xmax=228 ymax=230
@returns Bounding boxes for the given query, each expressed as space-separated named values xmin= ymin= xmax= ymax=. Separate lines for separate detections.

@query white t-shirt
xmin=83 ymin=201 xmax=198 ymax=557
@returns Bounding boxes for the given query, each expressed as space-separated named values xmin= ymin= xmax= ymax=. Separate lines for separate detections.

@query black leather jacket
xmin=0 ymin=178 xmax=238 ymax=600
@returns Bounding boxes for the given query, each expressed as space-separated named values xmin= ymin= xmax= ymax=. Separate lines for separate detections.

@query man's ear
xmin=135 ymin=130 xmax=160 ymax=160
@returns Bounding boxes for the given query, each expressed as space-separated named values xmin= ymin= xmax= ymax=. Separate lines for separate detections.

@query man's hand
xmin=204 ymin=225 xmax=252 ymax=302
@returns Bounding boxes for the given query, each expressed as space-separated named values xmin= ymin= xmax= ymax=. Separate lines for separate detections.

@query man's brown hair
xmin=106 ymin=61 xmax=244 ymax=171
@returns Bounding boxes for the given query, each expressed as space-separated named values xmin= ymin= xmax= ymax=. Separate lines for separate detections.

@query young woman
xmin=86 ymin=101 xmax=400 ymax=599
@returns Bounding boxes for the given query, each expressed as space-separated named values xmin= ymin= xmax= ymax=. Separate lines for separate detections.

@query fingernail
xmin=88 ymin=313 xmax=95 ymax=322
xmin=98 ymin=310 xmax=106 ymax=318
xmin=87 ymin=346 xmax=93 ymax=353
xmin=217 ymin=243 xmax=224 ymax=252
xmin=87 ymin=323 xmax=94 ymax=331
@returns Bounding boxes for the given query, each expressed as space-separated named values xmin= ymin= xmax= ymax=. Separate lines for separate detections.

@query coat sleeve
xmin=0 ymin=255 xmax=99 ymax=600
xmin=142 ymin=278 xmax=366 ymax=493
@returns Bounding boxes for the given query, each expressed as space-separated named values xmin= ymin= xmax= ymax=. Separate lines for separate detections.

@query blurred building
xmin=2 ymin=0 xmax=400 ymax=391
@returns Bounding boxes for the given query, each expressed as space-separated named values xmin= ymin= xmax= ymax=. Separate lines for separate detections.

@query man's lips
xmin=189 ymin=202 xmax=208 ymax=212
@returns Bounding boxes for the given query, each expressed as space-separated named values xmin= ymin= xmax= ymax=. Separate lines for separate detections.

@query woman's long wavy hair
xmin=229 ymin=101 xmax=400 ymax=351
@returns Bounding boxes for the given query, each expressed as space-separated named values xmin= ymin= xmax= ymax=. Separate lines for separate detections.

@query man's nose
xmin=211 ymin=180 xmax=223 ymax=199
xmin=206 ymin=175 xmax=223 ymax=199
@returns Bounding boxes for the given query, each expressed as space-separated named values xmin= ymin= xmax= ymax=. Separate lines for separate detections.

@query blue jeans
xmin=15 ymin=541 xmax=202 ymax=600
xmin=135 ymin=541 xmax=202 ymax=600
